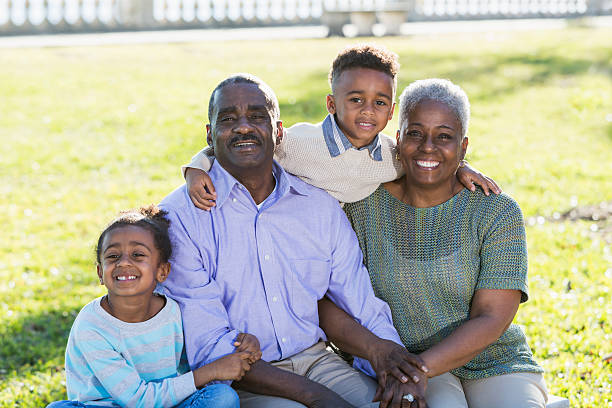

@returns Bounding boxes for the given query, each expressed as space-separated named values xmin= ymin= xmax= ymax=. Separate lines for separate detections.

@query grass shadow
xmin=0 ymin=307 xmax=80 ymax=378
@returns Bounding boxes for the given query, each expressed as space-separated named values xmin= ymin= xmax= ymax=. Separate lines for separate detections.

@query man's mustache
xmin=229 ymin=134 xmax=261 ymax=145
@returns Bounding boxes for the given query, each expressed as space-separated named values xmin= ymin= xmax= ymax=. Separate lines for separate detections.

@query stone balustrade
xmin=0 ymin=0 xmax=609 ymax=34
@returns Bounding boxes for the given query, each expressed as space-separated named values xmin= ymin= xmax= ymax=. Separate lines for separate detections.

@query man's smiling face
xmin=207 ymin=82 xmax=282 ymax=176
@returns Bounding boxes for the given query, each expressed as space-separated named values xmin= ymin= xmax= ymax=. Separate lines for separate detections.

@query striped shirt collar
xmin=321 ymin=114 xmax=383 ymax=161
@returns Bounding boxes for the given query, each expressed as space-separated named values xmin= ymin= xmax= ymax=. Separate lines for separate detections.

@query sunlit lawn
xmin=0 ymin=25 xmax=610 ymax=407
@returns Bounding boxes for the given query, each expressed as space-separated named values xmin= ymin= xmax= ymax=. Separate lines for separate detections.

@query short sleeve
xmin=476 ymin=195 xmax=529 ymax=302
xmin=181 ymin=147 xmax=215 ymax=177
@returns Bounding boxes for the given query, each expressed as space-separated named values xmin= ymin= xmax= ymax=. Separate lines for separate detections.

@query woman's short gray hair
xmin=399 ymin=78 xmax=470 ymax=139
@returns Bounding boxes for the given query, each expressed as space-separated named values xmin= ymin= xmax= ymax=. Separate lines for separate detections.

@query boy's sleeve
xmin=67 ymin=324 xmax=196 ymax=407
xmin=379 ymin=135 xmax=404 ymax=181
xmin=181 ymin=147 xmax=215 ymax=178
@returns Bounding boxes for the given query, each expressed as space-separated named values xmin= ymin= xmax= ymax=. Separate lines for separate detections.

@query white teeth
xmin=235 ymin=142 xmax=256 ymax=147
xmin=416 ymin=160 xmax=439 ymax=168
xmin=116 ymin=275 xmax=137 ymax=281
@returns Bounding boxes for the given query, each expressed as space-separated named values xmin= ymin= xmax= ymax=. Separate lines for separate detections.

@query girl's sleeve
xmin=72 ymin=326 xmax=197 ymax=407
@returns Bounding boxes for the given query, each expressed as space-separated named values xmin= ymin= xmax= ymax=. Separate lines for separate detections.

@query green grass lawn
xmin=1 ymin=25 xmax=611 ymax=407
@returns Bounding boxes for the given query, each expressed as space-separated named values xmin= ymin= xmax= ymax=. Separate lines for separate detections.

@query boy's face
xmin=97 ymin=225 xmax=169 ymax=300
xmin=327 ymin=68 xmax=395 ymax=148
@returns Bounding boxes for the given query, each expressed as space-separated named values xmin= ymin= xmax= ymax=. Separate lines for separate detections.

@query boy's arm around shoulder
xmin=378 ymin=132 xmax=404 ymax=181
xmin=182 ymin=147 xmax=218 ymax=210
xmin=181 ymin=146 xmax=215 ymax=176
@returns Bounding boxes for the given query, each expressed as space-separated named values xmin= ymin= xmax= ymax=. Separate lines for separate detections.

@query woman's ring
xmin=402 ymin=393 xmax=415 ymax=402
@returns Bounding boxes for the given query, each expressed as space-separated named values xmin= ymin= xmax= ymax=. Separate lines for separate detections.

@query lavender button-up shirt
xmin=160 ymin=160 xmax=402 ymax=376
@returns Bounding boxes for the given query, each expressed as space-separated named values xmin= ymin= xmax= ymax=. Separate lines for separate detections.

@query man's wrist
xmin=369 ymin=338 xmax=398 ymax=363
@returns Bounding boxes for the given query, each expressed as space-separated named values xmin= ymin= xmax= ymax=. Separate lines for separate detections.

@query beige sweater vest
xmin=184 ymin=120 xmax=403 ymax=203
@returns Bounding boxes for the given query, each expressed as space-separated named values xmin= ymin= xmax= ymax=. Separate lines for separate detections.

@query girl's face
xmin=97 ymin=225 xmax=169 ymax=299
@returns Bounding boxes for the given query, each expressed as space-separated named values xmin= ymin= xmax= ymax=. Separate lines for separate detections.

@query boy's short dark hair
xmin=329 ymin=44 xmax=400 ymax=93
xmin=95 ymin=205 xmax=172 ymax=265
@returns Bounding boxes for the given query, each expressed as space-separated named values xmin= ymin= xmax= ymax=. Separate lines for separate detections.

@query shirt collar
xmin=321 ymin=114 xmax=383 ymax=161
xmin=210 ymin=160 xmax=310 ymax=210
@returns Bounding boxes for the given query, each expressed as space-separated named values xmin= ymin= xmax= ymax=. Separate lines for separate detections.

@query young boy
xmin=183 ymin=44 xmax=499 ymax=210
xmin=48 ymin=206 xmax=261 ymax=408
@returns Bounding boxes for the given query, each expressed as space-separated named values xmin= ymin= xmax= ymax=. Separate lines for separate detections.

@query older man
xmin=160 ymin=74 xmax=425 ymax=408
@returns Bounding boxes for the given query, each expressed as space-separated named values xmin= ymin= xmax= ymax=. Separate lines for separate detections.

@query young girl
xmin=48 ymin=205 xmax=261 ymax=408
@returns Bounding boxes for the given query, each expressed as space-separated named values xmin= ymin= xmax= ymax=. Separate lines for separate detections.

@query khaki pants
xmin=426 ymin=371 xmax=548 ymax=408
xmin=237 ymin=342 xmax=379 ymax=408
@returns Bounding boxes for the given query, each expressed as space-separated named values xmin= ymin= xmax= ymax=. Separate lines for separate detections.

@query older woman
xmin=342 ymin=79 xmax=547 ymax=408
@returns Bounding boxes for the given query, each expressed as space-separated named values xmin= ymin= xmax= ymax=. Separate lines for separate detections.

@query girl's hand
xmin=234 ymin=333 xmax=262 ymax=364
xmin=456 ymin=160 xmax=501 ymax=196
xmin=192 ymin=351 xmax=252 ymax=386
xmin=185 ymin=168 xmax=217 ymax=211
xmin=211 ymin=351 xmax=252 ymax=381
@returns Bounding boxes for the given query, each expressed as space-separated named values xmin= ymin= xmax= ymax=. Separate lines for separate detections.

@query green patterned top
xmin=344 ymin=186 xmax=543 ymax=379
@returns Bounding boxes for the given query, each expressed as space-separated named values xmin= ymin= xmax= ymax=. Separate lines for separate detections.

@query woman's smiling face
xmin=397 ymin=98 xmax=468 ymax=189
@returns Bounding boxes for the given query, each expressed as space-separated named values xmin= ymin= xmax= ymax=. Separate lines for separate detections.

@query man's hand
xmin=368 ymin=339 xmax=428 ymax=387
xmin=185 ymin=167 xmax=217 ymax=211
xmin=234 ymin=332 xmax=262 ymax=364
xmin=373 ymin=375 xmax=428 ymax=408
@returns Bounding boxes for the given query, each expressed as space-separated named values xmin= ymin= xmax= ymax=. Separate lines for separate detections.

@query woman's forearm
xmin=420 ymin=289 xmax=521 ymax=378
xmin=419 ymin=315 xmax=506 ymax=377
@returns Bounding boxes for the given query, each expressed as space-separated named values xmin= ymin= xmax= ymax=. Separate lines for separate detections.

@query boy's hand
xmin=234 ymin=333 xmax=262 ymax=364
xmin=456 ymin=161 xmax=501 ymax=196
xmin=185 ymin=167 xmax=217 ymax=211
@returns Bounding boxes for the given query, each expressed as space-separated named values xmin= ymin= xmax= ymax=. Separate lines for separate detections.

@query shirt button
xmin=264 ymin=255 xmax=270 ymax=261
xmin=232 ymin=198 xmax=237 ymax=202
xmin=281 ymin=337 xmax=287 ymax=343
xmin=272 ymin=296 xmax=278 ymax=302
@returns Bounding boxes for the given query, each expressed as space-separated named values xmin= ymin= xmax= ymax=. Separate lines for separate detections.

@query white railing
xmin=0 ymin=0 xmax=608 ymax=34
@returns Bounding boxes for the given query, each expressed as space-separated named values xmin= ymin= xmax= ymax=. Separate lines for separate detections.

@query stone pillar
xmin=350 ymin=11 xmax=376 ymax=36
xmin=117 ymin=0 xmax=156 ymax=27
xmin=586 ymin=0 xmax=605 ymax=15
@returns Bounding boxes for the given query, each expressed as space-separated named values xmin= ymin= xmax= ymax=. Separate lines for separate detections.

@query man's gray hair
xmin=399 ymin=78 xmax=470 ymax=139
xmin=208 ymin=73 xmax=280 ymax=122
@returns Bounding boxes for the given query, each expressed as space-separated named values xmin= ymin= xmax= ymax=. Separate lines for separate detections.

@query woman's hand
xmin=456 ymin=161 xmax=501 ymax=196
xmin=234 ymin=332 xmax=262 ymax=364
xmin=373 ymin=374 xmax=428 ymax=408
xmin=368 ymin=339 xmax=428 ymax=387
xmin=185 ymin=167 xmax=217 ymax=210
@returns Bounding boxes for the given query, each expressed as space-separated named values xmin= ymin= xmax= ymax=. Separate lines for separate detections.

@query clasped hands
xmin=369 ymin=339 xmax=429 ymax=408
